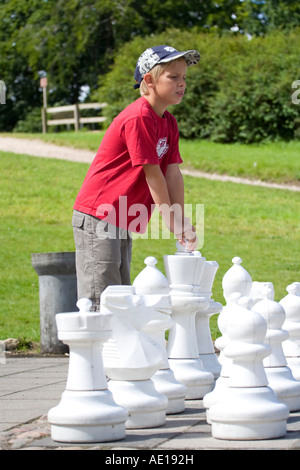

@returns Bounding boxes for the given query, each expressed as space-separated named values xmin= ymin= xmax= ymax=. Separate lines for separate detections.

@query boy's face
xmin=151 ymin=60 xmax=187 ymax=108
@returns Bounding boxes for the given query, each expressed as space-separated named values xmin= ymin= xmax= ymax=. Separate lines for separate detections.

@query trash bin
xmin=31 ymin=252 xmax=77 ymax=354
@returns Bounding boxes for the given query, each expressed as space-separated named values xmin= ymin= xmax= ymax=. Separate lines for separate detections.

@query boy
xmin=72 ymin=45 xmax=201 ymax=311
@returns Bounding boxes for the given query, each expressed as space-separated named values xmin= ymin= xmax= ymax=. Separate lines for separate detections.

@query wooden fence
xmin=41 ymin=102 xmax=107 ymax=133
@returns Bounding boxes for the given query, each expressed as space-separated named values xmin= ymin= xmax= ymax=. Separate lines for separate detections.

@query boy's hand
xmin=176 ymin=217 xmax=198 ymax=251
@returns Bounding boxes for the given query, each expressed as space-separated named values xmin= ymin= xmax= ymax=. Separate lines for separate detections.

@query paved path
xmin=1 ymin=135 xmax=300 ymax=192
xmin=1 ymin=356 xmax=300 ymax=451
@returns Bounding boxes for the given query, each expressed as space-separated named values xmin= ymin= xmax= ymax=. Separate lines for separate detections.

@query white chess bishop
xmin=101 ymin=284 xmax=169 ymax=428
xmin=280 ymin=282 xmax=300 ymax=380
xmin=207 ymin=295 xmax=289 ymax=440
xmin=48 ymin=298 xmax=128 ymax=443
xmin=133 ymin=256 xmax=187 ymax=414
xmin=163 ymin=242 xmax=215 ymax=399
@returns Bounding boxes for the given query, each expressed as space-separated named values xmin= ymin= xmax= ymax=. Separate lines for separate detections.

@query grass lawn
xmin=2 ymin=131 xmax=300 ymax=185
xmin=0 ymin=149 xmax=299 ymax=347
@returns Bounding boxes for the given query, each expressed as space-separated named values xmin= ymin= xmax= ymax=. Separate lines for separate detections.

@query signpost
xmin=40 ymin=76 xmax=47 ymax=133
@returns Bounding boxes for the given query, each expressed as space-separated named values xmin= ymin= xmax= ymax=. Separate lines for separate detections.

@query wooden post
xmin=41 ymin=108 xmax=47 ymax=134
xmin=74 ymin=104 xmax=79 ymax=131
xmin=40 ymin=76 xmax=48 ymax=133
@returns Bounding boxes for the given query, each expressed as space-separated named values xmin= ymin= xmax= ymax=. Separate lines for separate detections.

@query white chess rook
xmin=133 ymin=257 xmax=187 ymax=414
xmin=280 ymin=282 xmax=300 ymax=380
xmin=101 ymin=285 xmax=169 ymax=428
xmin=252 ymin=296 xmax=300 ymax=412
xmin=208 ymin=297 xmax=289 ymax=440
xmin=48 ymin=298 xmax=128 ymax=443
xmin=164 ymin=242 xmax=214 ymax=399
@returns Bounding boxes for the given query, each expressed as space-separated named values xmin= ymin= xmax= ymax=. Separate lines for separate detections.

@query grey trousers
xmin=72 ymin=210 xmax=132 ymax=311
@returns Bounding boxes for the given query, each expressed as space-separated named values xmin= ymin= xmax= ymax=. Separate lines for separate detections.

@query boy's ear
xmin=143 ymin=72 xmax=154 ymax=89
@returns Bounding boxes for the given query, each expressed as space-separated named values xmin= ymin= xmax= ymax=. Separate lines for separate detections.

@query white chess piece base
xmin=285 ymin=357 xmax=300 ymax=381
xmin=152 ymin=369 xmax=187 ymax=414
xmin=108 ymin=379 xmax=168 ymax=429
xmin=203 ymin=375 xmax=228 ymax=417
xmin=48 ymin=390 xmax=127 ymax=443
xmin=168 ymin=358 xmax=214 ymax=399
xmin=208 ymin=386 xmax=289 ymax=440
xmin=265 ymin=366 xmax=300 ymax=412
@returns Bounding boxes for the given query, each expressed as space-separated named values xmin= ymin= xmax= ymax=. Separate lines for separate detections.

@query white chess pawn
xmin=203 ymin=293 xmax=252 ymax=413
xmin=218 ymin=257 xmax=253 ymax=365
xmin=48 ymin=298 xmax=128 ymax=443
xmin=280 ymin=282 xmax=300 ymax=380
xmin=101 ymin=285 xmax=169 ymax=428
xmin=164 ymin=243 xmax=214 ymax=399
xmin=208 ymin=299 xmax=289 ymax=440
xmin=204 ymin=257 xmax=253 ymax=412
xmin=133 ymin=257 xmax=187 ymax=414
xmin=252 ymin=297 xmax=300 ymax=412
xmin=195 ymin=260 xmax=222 ymax=379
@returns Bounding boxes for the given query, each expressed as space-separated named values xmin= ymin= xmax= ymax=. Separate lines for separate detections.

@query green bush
xmin=93 ymin=28 xmax=300 ymax=143
xmin=13 ymin=107 xmax=43 ymax=133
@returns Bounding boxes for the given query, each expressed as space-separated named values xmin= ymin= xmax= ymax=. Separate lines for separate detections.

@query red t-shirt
xmin=73 ymin=96 xmax=183 ymax=233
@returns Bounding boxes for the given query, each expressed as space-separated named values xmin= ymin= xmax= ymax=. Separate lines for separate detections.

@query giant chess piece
xmin=204 ymin=257 xmax=252 ymax=411
xmin=164 ymin=242 xmax=214 ymax=399
xmin=208 ymin=296 xmax=289 ymax=440
xmin=48 ymin=298 xmax=128 ymax=443
xmin=217 ymin=256 xmax=253 ymax=369
xmin=195 ymin=260 xmax=222 ymax=379
xmin=133 ymin=257 xmax=187 ymax=414
xmin=101 ymin=285 xmax=169 ymax=428
xmin=280 ymin=282 xmax=300 ymax=380
xmin=252 ymin=296 xmax=300 ymax=412
xmin=250 ymin=281 xmax=275 ymax=304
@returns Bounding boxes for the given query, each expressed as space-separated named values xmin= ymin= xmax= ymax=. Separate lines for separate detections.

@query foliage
xmin=238 ymin=0 xmax=300 ymax=35
xmin=13 ymin=108 xmax=43 ymax=133
xmin=93 ymin=27 xmax=300 ymax=143
xmin=0 ymin=0 xmax=242 ymax=132
xmin=1 ymin=0 xmax=300 ymax=132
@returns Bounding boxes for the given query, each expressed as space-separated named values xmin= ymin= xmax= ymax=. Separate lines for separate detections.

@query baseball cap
xmin=134 ymin=45 xmax=200 ymax=89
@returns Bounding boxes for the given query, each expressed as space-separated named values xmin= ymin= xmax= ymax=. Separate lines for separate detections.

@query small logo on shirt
xmin=156 ymin=137 xmax=169 ymax=159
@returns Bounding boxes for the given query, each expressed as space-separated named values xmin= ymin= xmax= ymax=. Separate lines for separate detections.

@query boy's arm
xmin=143 ymin=163 xmax=198 ymax=250
xmin=165 ymin=163 xmax=198 ymax=250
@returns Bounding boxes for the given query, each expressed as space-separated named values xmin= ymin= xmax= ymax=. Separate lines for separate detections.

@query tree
xmin=237 ymin=0 xmax=300 ymax=35
xmin=1 ymin=0 xmax=299 ymax=132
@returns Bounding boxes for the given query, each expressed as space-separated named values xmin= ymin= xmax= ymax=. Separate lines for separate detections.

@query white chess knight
xmin=252 ymin=295 xmax=300 ymax=412
xmin=101 ymin=285 xmax=169 ymax=428
xmin=163 ymin=242 xmax=215 ymax=399
xmin=48 ymin=298 xmax=128 ymax=443
xmin=280 ymin=282 xmax=300 ymax=380
xmin=133 ymin=257 xmax=187 ymax=414
xmin=208 ymin=295 xmax=289 ymax=441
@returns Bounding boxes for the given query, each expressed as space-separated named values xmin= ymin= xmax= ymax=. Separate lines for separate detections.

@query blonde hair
xmin=139 ymin=57 xmax=186 ymax=96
